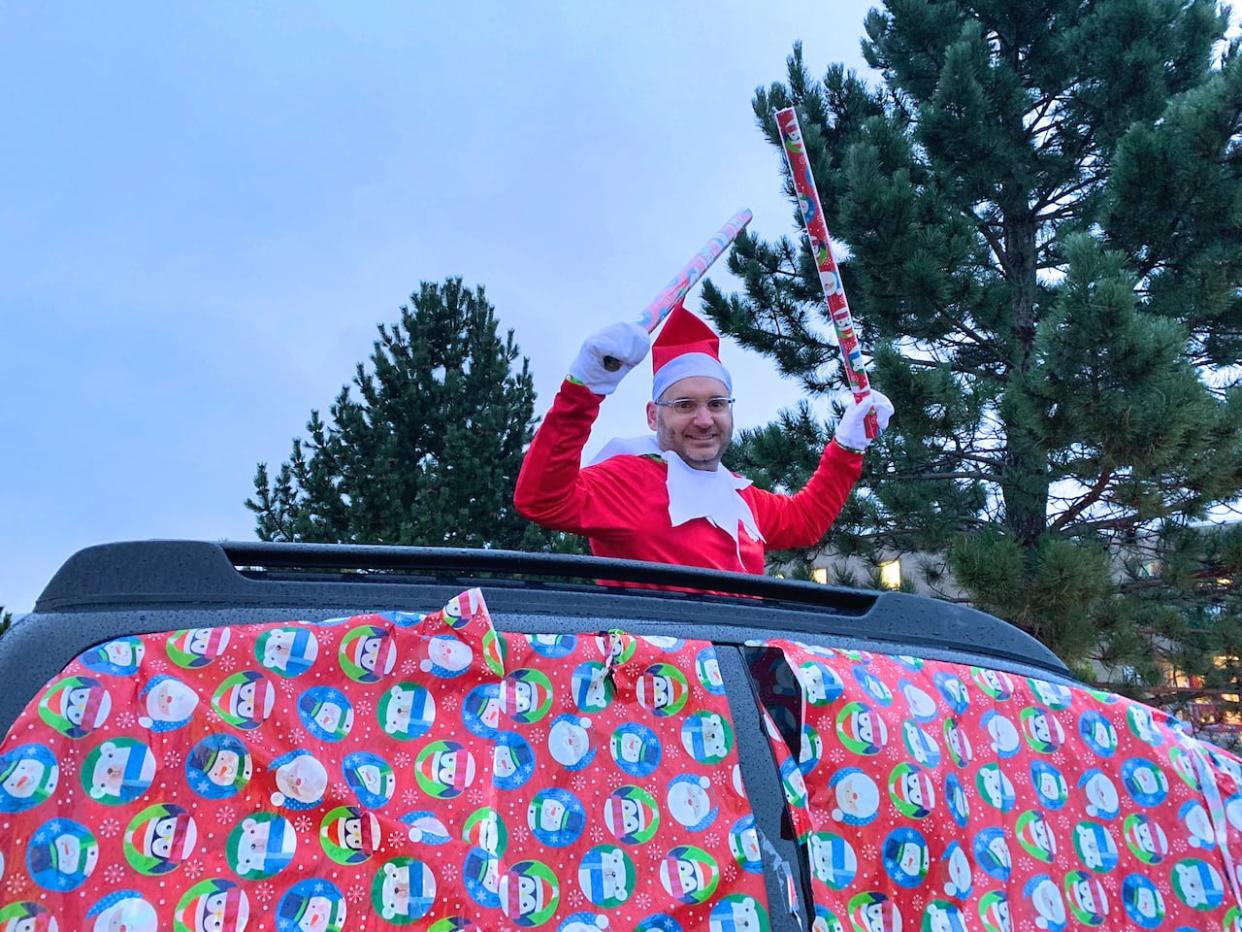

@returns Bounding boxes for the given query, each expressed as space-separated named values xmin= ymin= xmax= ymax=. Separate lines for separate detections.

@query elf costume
xmin=515 ymin=305 xmax=892 ymax=578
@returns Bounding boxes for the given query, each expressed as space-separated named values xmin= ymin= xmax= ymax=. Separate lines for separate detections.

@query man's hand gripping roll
xmin=775 ymin=107 xmax=883 ymax=441
xmin=568 ymin=322 xmax=651 ymax=395
xmin=597 ymin=209 xmax=752 ymax=373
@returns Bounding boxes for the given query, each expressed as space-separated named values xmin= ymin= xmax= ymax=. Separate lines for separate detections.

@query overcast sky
xmin=0 ymin=3 xmax=883 ymax=612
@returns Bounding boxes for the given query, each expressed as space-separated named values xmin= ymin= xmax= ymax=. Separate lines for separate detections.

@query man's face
xmin=647 ymin=376 xmax=733 ymax=470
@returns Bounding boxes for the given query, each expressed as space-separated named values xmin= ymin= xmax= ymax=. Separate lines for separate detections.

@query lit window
xmin=810 ymin=567 xmax=828 ymax=585
xmin=879 ymin=559 xmax=902 ymax=590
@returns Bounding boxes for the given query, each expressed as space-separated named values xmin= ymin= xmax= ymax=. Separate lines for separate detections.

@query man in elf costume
xmin=515 ymin=306 xmax=892 ymax=576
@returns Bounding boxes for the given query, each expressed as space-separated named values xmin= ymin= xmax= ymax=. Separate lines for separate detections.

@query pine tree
xmin=706 ymin=2 xmax=1242 ymax=694
xmin=248 ymin=278 xmax=579 ymax=552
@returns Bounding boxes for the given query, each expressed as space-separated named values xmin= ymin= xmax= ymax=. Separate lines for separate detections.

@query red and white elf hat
xmin=651 ymin=304 xmax=732 ymax=402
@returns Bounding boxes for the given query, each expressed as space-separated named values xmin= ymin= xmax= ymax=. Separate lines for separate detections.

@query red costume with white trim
xmin=514 ymin=379 xmax=863 ymax=575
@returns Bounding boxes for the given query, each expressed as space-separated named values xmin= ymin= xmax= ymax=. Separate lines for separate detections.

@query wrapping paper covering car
xmin=0 ymin=589 xmax=772 ymax=930
xmin=750 ymin=640 xmax=1242 ymax=932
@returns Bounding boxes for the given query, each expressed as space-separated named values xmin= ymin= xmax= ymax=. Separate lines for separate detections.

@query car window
xmin=0 ymin=588 xmax=775 ymax=930
xmin=746 ymin=640 xmax=1242 ymax=931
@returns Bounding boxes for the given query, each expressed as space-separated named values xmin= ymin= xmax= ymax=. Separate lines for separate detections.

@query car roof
xmin=0 ymin=539 xmax=1069 ymax=736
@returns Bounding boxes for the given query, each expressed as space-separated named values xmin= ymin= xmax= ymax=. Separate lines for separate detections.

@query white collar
xmin=589 ymin=436 xmax=764 ymax=552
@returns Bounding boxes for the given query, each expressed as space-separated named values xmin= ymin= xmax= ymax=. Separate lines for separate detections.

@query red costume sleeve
xmin=513 ymin=379 xmax=646 ymax=543
xmin=744 ymin=440 xmax=863 ymax=550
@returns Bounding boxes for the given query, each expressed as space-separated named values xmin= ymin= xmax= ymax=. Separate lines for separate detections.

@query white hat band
xmin=652 ymin=353 xmax=732 ymax=402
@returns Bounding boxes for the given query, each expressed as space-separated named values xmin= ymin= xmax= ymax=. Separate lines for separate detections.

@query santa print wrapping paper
xmin=752 ymin=640 xmax=1242 ymax=932
xmin=0 ymin=590 xmax=772 ymax=931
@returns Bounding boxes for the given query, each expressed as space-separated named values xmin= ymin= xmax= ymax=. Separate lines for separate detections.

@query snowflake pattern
xmin=97 ymin=817 xmax=122 ymax=838
xmin=103 ymin=863 xmax=126 ymax=884
xmin=253 ymin=882 xmax=277 ymax=906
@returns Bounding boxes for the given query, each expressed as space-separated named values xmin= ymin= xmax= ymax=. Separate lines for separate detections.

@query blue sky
xmin=0 ymin=3 xmax=878 ymax=611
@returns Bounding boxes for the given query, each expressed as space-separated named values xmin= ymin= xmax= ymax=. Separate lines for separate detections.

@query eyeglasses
xmin=653 ymin=396 xmax=735 ymax=416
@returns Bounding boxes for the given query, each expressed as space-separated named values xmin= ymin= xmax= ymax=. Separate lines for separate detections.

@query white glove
xmin=568 ymin=321 xmax=651 ymax=395
xmin=834 ymin=389 xmax=894 ymax=453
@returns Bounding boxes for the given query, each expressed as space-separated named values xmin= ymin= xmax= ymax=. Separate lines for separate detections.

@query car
xmin=0 ymin=539 xmax=1237 ymax=931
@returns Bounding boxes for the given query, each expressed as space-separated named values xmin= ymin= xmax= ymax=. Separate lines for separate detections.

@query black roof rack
xmin=37 ymin=539 xmax=885 ymax=613
xmin=29 ymin=539 xmax=1066 ymax=667
xmin=0 ymin=540 xmax=1072 ymax=738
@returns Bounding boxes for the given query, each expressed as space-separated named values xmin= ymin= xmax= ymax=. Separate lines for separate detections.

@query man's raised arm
xmin=513 ymin=322 xmax=650 ymax=532
xmin=749 ymin=390 xmax=895 ymax=550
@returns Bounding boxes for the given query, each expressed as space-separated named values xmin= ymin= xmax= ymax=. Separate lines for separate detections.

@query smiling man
xmin=514 ymin=305 xmax=892 ymax=580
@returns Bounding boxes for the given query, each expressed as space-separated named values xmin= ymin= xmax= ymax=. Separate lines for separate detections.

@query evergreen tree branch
xmin=1049 ymin=466 xmax=1116 ymax=532
xmin=720 ymin=7 xmax=1242 ymax=675
xmin=882 ymin=470 xmax=996 ymax=482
